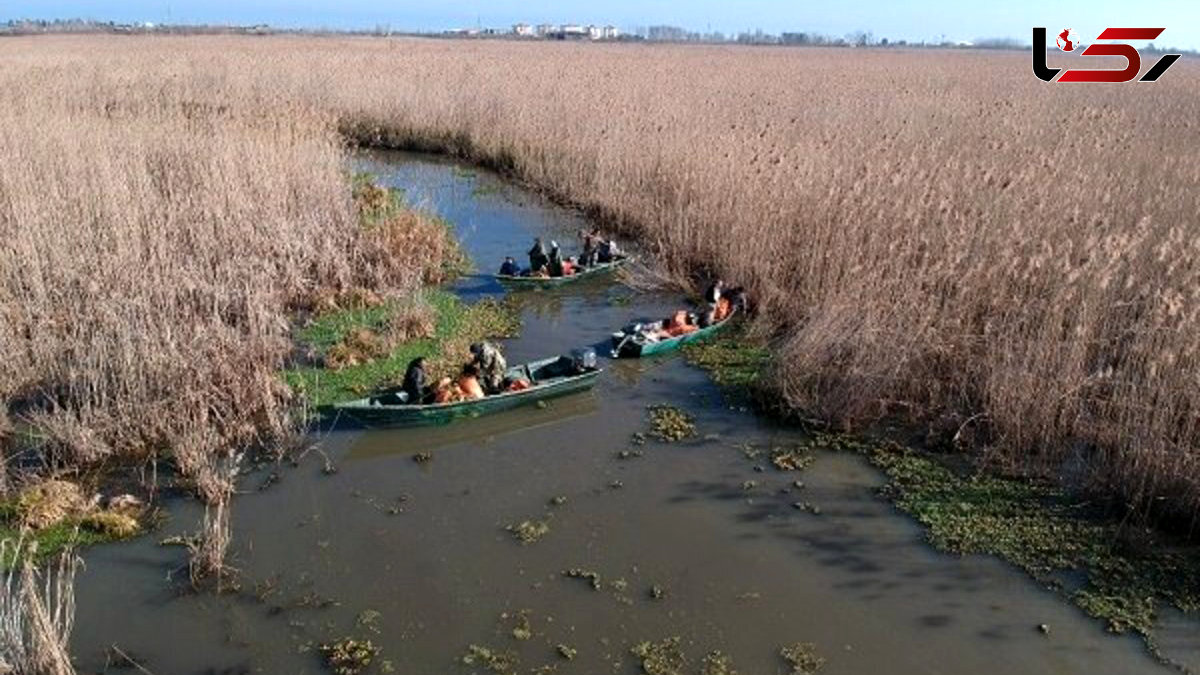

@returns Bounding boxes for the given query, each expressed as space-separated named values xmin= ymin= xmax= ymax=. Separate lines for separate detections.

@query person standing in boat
xmin=702 ymin=279 xmax=724 ymax=327
xmin=528 ymin=238 xmax=549 ymax=275
xmin=470 ymin=341 xmax=508 ymax=395
xmin=548 ymin=241 xmax=566 ymax=277
xmin=579 ymin=229 xmax=600 ymax=267
xmin=499 ymin=256 xmax=520 ymax=277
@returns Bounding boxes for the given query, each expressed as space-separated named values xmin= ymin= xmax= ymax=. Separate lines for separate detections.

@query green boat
xmin=332 ymin=355 xmax=602 ymax=427
xmin=495 ymin=256 xmax=630 ymax=287
xmin=610 ymin=311 xmax=737 ymax=358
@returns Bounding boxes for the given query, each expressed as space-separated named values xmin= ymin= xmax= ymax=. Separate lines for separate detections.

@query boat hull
xmin=495 ymin=257 xmax=629 ymax=287
xmin=333 ymin=357 xmax=602 ymax=428
xmin=611 ymin=314 xmax=735 ymax=358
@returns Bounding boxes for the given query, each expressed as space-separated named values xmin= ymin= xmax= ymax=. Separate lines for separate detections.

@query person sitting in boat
xmin=726 ymin=286 xmax=749 ymax=315
xmin=528 ymin=238 xmax=549 ymax=275
xmin=598 ymin=237 xmax=623 ymax=263
xmin=656 ymin=310 xmax=699 ymax=339
xmin=469 ymin=341 xmax=508 ymax=394
xmin=432 ymin=377 xmax=459 ymax=404
xmin=401 ymin=357 xmax=433 ymax=404
xmin=457 ymin=363 xmax=486 ymax=401
xmin=701 ymin=279 xmax=725 ymax=327
xmin=499 ymin=256 xmax=520 ymax=277
xmin=579 ymin=229 xmax=601 ymax=267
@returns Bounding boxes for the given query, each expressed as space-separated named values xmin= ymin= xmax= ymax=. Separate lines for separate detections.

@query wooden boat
xmin=610 ymin=311 xmax=736 ymax=358
xmin=332 ymin=356 xmax=602 ymax=427
xmin=495 ymin=256 xmax=630 ymax=286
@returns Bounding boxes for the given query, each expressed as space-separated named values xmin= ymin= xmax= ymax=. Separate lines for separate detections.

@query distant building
xmin=513 ymin=23 xmax=534 ymax=37
xmin=603 ymin=25 xmax=620 ymax=40
xmin=536 ymin=24 xmax=555 ymax=37
xmin=587 ymin=25 xmax=603 ymax=40
xmin=561 ymin=24 xmax=587 ymax=38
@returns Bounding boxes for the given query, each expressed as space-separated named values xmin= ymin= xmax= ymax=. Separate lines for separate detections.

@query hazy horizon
xmin=4 ymin=0 xmax=1199 ymax=50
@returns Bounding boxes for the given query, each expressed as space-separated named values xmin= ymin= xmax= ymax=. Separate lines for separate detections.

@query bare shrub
xmin=0 ymin=539 xmax=80 ymax=675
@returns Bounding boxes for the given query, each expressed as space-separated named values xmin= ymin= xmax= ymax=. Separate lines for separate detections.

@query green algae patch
xmin=556 ymin=644 xmax=577 ymax=660
xmin=770 ymin=447 xmax=815 ymax=472
xmin=507 ymin=519 xmax=550 ymax=545
xmin=869 ymin=443 xmax=1200 ymax=640
xmin=646 ymin=405 xmax=695 ymax=442
xmin=462 ymin=644 xmax=518 ymax=673
xmin=631 ymin=637 xmax=687 ymax=675
xmin=700 ymin=650 xmax=740 ymax=675
xmin=780 ymin=642 xmax=824 ymax=673
xmin=681 ymin=329 xmax=770 ymax=390
xmin=319 ymin=637 xmax=379 ymax=675
xmin=286 ymin=290 xmax=519 ymax=408
xmin=502 ymin=609 xmax=533 ymax=641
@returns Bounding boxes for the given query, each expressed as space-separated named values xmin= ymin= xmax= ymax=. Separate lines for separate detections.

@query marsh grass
xmin=285 ymin=290 xmax=519 ymax=407
xmin=2 ymin=35 xmax=1198 ymax=529
xmin=0 ymin=539 xmax=79 ymax=675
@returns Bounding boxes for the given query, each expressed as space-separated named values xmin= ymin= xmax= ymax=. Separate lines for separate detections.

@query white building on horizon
xmin=513 ymin=23 xmax=534 ymax=37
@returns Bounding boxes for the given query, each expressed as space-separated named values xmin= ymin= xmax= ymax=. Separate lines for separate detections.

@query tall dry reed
xmin=2 ymin=36 xmax=1198 ymax=523
xmin=0 ymin=539 xmax=80 ymax=675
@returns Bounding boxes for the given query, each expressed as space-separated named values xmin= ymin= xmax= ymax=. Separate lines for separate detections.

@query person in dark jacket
xmin=402 ymin=357 xmax=431 ymax=404
xmin=579 ymin=229 xmax=600 ymax=266
xmin=701 ymin=279 xmax=724 ymax=327
xmin=547 ymin=241 xmax=565 ymax=277
xmin=499 ymin=256 xmax=520 ymax=276
xmin=528 ymin=238 xmax=549 ymax=274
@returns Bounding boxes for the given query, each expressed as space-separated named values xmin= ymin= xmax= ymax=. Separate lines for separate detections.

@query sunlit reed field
xmin=2 ymin=35 xmax=1198 ymax=523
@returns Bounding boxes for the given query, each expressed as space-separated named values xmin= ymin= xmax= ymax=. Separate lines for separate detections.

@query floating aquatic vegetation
xmin=563 ymin=568 xmax=602 ymax=590
xmin=770 ymin=447 xmax=815 ymax=472
xmin=412 ymin=452 xmax=432 ymax=463
xmin=507 ymin=520 xmax=550 ymax=544
xmin=780 ymin=642 xmax=824 ymax=674
xmin=356 ymin=609 xmax=382 ymax=635
xmin=609 ymin=480 xmax=624 ymax=489
xmin=791 ymin=502 xmax=822 ymax=515
xmin=617 ymin=449 xmax=644 ymax=460
xmin=700 ymin=650 xmax=740 ymax=675
xmin=502 ymin=610 xmax=533 ymax=641
xmin=649 ymin=585 xmax=666 ymax=600
xmin=319 ymin=638 xmax=379 ymax=675
xmin=631 ymin=432 xmax=647 ymax=446
xmin=462 ymin=644 xmax=518 ymax=673
xmin=549 ymin=496 xmax=568 ymax=506
xmin=631 ymin=637 xmax=687 ymax=675
xmin=556 ymin=644 xmax=577 ymax=660
xmin=647 ymin=405 xmax=695 ymax=442
xmin=741 ymin=481 xmax=757 ymax=491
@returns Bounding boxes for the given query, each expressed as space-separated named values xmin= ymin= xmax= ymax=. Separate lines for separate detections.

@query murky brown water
xmin=69 ymin=152 xmax=1181 ymax=674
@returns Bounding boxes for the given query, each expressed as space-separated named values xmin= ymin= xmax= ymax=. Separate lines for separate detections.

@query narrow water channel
xmin=69 ymin=151 xmax=1172 ymax=674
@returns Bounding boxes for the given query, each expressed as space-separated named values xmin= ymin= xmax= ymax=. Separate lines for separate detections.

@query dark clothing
xmin=581 ymin=234 xmax=599 ymax=266
xmin=528 ymin=242 xmax=549 ymax=273
xmin=703 ymin=283 xmax=723 ymax=305
xmin=402 ymin=362 xmax=429 ymax=404
xmin=548 ymin=248 xmax=564 ymax=277
xmin=499 ymin=260 xmax=520 ymax=276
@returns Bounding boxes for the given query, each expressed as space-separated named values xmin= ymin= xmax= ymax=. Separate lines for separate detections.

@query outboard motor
xmin=570 ymin=347 xmax=598 ymax=372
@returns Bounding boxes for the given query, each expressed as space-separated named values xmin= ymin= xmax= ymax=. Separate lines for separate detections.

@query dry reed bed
xmin=2 ymin=36 xmax=1199 ymax=523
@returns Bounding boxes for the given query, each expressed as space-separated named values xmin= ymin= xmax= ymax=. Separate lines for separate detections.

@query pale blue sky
xmin=5 ymin=1 xmax=1198 ymax=49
